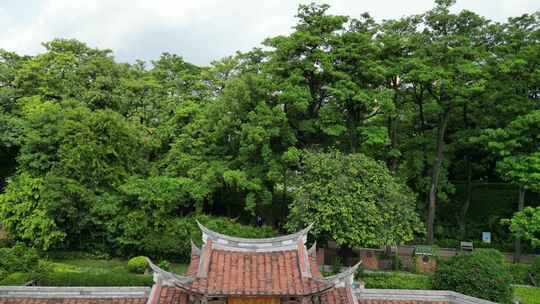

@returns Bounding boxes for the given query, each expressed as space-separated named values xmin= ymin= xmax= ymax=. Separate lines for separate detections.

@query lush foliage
xmin=0 ymin=244 xmax=40 ymax=275
xmin=286 ymin=150 xmax=423 ymax=248
xmin=504 ymin=207 xmax=540 ymax=248
xmin=481 ymin=110 xmax=540 ymax=191
xmin=0 ymin=1 xmax=539 ymax=256
xmin=0 ymin=244 xmax=49 ymax=282
xmin=116 ymin=214 xmax=274 ymax=261
xmin=0 ymin=272 xmax=32 ymax=285
xmin=433 ymin=249 xmax=513 ymax=303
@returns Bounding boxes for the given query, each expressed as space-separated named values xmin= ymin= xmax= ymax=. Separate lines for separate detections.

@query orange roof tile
xmin=174 ymin=249 xmax=331 ymax=296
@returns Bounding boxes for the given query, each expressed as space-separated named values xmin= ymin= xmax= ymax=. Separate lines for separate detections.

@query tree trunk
xmin=387 ymin=115 xmax=398 ymax=173
xmin=415 ymin=87 xmax=430 ymax=215
xmin=458 ymin=156 xmax=472 ymax=237
xmin=387 ymin=82 xmax=400 ymax=173
xmin=427 ymin=108 xmax=451 ymax=244
xmin=513 ymin=185 xmax=525 ymax=263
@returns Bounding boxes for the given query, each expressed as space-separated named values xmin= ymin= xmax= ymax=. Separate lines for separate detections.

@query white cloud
xmin=0 ymin=0 xmax=538 ymax=65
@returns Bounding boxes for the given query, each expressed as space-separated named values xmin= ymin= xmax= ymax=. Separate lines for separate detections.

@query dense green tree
xmin=286 ymin=150 xmax=423 ymax=248
xmin=0 ymin=98 xmax=151 ymax=250
xmin=504 ymin=207 xmax=540 ymax=248
xmin=480 ymin=110 xmax=540 ymax=259
xmin=409 ymin=0 xmax=488 ymax=243
xmin=162 ymin=73 xmax=296 ymax=215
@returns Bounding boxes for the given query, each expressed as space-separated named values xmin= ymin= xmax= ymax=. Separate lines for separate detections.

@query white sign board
xmin=482 ymin=232 xmax=491 ymax=243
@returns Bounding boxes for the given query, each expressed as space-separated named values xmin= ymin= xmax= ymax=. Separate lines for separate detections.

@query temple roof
xmin=150 ymin=250 xmax=332 ymax=296
xmin=148 ymin=223 xmax=360 ymax=298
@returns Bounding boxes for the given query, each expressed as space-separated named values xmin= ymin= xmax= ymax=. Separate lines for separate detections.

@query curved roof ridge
xmin=197 ymin=220 xmax=313 ymax=244
xmin=147 ymin=258 xmax=195 ymax=285
xmin=308 ymin=241 xmax=317 ymax=255
xmin=316 ymin=262 xmax=362 ymax=285
xmin=191 ymin=240 xmax=201 ymax=255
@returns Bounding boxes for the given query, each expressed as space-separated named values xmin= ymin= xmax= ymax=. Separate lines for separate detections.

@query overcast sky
xmin=1 ymin=0 xmax=538 ymax=66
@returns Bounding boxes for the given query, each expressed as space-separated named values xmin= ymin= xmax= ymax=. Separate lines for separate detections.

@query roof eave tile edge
xmin=353 ymin=289 xmax=497 ymax=304
xmin=0 ymin=287 xmax=151 ymax=299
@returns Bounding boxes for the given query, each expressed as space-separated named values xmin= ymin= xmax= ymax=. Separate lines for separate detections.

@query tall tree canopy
xmin=286 ymin=150 xmax=423 ymax=248
xmin=0 ymin=2 xmax=538 ymax=257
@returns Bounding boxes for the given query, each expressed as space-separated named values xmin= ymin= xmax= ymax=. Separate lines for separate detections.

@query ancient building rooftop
xmin=146 ymin=222 xmax=360 ymax=303
xmin=0 ymin=223 xmax=496 ymax=304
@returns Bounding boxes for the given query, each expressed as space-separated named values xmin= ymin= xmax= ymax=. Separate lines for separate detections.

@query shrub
xmin=391 ymin=254 xmax=403 ymax=271
xmin=0 ymin=244 xmax=42 ymax=279
xmin=158 ymin=260 xmax=171 ymax=271
xmin=506 ymin=262 xmax=532 ymax=285
xmin=0 ymin=244 xmax=40 ymax=273
xmin=433 ymin=249 xmax=513 ymax=303
xmin=532 ymin=256 xmax=540 ymax=286
xmin=38 ymin=272 xmax=153 ymax=286
xmin=0 ymin=272 xmax=31 ymax=285
xmin=359 ymin=272 xmax=432 ymax=289
xmin=127 ymin=256 xmax=149 ymax=274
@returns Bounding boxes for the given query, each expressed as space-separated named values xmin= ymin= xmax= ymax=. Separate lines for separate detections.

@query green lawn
xmin=51 ymin=258 xmax=188 ymax=275
xmin=514 ymin=286 xmax=540 ymax=304
xmin=37 ymin=258 xmax=189 ymax=286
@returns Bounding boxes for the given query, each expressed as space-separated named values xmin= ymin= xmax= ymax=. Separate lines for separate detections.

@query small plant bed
xmin=40 ymin=258 xmax=188 ymax=286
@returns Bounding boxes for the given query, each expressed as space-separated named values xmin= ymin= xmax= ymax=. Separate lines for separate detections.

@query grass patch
xmin=514 ymin=286 xmax=540 ymax=304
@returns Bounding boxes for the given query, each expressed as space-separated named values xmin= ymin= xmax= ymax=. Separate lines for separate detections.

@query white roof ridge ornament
xmin=147 ymin=258 xmax=195 ymax=285
xmin=316 ymin=261 xmax=362 ymax=286
xmin=308 ymin=241 xmax=317 ymax=255
xmin=191 ymin=240 xmax=201 ymax=255
xmin=196 ymin=220 xmax=313 ymax=245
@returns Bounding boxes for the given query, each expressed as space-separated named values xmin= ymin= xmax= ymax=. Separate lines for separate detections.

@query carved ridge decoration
xmin=147 ymin=258 xmax=196 ymax=286
xmin=197 ymin=221 xmax=313 ymax=252
xmin=315 ymin=262 xmax=362 ymax=288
